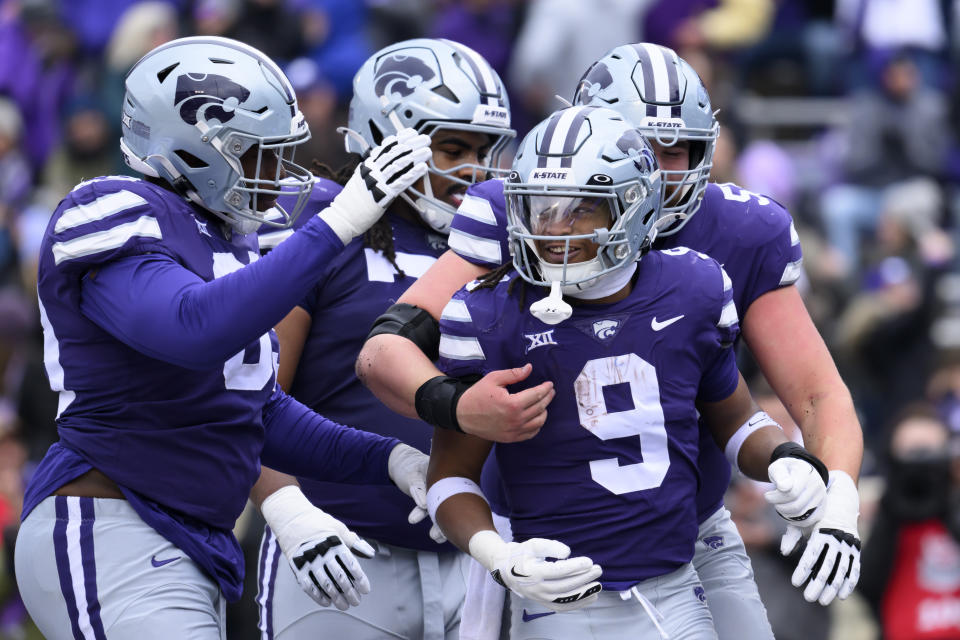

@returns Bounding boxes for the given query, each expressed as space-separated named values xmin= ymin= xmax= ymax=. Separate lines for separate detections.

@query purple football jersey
xmin=448 ymin=179 xmax=802 ymax=522
xmin=438 ymin=250 xmax=740 ymax=588
xmin=27 ymin=176 xmax=397 ymax=600
xmin=267 ymin=181 xmax=451 ymax=550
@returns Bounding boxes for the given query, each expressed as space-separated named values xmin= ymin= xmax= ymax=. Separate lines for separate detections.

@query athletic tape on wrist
xmin=724 ymin=410 xmax=780 ymax=474
xmin=427 ymin=476 xmax=487 ymax=524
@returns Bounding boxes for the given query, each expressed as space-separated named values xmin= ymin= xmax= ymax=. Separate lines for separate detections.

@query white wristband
xmin=724 ymin=410 xmax=780 ymax=474
xmin=427 ymin=476 xmax=487 ymax=524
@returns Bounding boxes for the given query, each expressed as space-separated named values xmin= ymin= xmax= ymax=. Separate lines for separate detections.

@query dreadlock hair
xmin=311 ymin=154 xmax=406 ymax=279
xmin=472 ymin=261 xmax=529 ymax=311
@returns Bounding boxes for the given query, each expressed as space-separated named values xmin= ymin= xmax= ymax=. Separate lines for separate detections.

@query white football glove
xmin=387 ymin=444 xmax=446 ymax=544
xmin=468 ymin=530 xmax=602 ymax=612
xmin=779 ymin=470 xmax=861 ymax=606
xmin=764 ymin=457 xmax=827 ymax=524
xmin=320 ymin=127 xmax=432 ymax=244
xmin=260 ymin=485 xmax=375 ymax=610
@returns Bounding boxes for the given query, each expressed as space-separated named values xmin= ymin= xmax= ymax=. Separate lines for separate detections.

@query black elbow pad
xmin=367 ymin=303 xmax=441 ymax=360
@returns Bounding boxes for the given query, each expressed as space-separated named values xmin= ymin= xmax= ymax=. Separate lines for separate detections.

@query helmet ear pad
xmin=121 ymin=36 xmax=314 ymax=233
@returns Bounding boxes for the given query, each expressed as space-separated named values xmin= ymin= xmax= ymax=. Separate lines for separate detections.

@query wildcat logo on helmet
xmin=575 ymin=61 xmax=615 ymax=103
xmin=373 ymin=53 xmax=437 ymax=99
xmin=528 ymin=169 xmax=572 ymax=183
xmin=175 ymin=73 xmax=250 ymax=126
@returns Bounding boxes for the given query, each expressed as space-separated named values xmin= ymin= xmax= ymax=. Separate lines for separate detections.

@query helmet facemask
xmin=507 ymin=174 xmax=659 ymax=299
xmin=399 ymin=121 xmax=514 ymax=234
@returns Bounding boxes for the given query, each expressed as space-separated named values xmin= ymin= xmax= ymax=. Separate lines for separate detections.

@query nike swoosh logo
xmin=522 ymin=609 xmax=556 ymax=622
xmin=151 ymin=555 xmax=181 ymax=568
xmin=651 ymin=315 xmax=685 ymax=331
xmin=510 ymin=567 xmax=531 ymax=578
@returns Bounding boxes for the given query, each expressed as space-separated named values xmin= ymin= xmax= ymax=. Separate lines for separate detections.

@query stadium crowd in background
xmin=0 ymin=0 xmax=959 ymax=637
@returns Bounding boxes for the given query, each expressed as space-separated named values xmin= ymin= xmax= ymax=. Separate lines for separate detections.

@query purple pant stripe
xmin=53 ymin=496 xmax=86 ymax=640
xmin=78 ymin=498 xmax=108 ymax=640
xmin=258 ymin=525 xmax=279 ymax=640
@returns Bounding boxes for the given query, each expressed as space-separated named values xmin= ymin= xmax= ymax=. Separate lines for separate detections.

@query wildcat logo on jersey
xmin=701 ymin=535 xmax=724 ymax=550
xmin=175 ymin=73 xmax=251 ymax=126
xmin=524 ymin=330 xmax=557 ymax=353
xmin=593 ymin=319 xmax=621 ymax=340
xmin=694 ymin=586 xmax=707 ymax=602
xmin=374 ymin=53 xmax=437 ymax=99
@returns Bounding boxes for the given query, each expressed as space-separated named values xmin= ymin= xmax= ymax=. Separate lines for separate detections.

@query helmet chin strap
xmin=399 ymin=191 xmax=455 ymax=235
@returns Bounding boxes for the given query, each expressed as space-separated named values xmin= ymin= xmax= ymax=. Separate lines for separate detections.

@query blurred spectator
xmin=191 ymin=0 xmax=240 ymax=37
xmin=818 ymin=52 xmax=951 ymax=276
xmin=301 ymin=0 xmax=371 ymax=101
xmin=0 ymin=3 xmax=77 ymax=172
xmin=430 ymin=0 xmax=522 ymax=79
xmin=508 ymin=0 xmax=650 ymax=131
xmin=282 ymin=57 xmax=345 ymax=170
xmin=41 ymin=96 xmax=117 ymax=201
xmin=835 ymin=0 xmax=950 ymax=91
xmin=59 ymin=0 xmax=183 ymax=59
xmin=645 ymin=0 xmax=775 ymax=53
xmin=100 ymin=1 xmax=179 ymax=143
xmin=228 ymin=0 xmax=306 ymax=64
xmin=834 ymin=179 xmax=950 ymax=437
xmin=860 ymin=404 xmax=960 ymax=639
xmin=0 ymin=98 xmax=31 ymax=283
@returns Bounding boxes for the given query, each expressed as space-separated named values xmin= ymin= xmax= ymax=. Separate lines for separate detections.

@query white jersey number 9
xmin=574 ymin=354 xmax=670 ymax=495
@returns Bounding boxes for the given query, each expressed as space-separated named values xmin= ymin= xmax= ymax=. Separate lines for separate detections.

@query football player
xmin=357 ymin=43 xmax=863 ymax=639
xmin=427 ymin=106 xmax=830 ymax=639
xmin=253 ymin=39 xmax=515 ymax=640
xmin=15 ymin=37 xmax=434 ymax=638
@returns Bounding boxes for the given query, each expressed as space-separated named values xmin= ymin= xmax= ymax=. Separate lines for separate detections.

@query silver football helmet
xmin=121 ymin=36 xmax=314 ymax=234
xmin=506 ymin=106 xmax=662 ymax=298
xmin=346 ymin=38 xmax=515 ymax=234
xmin=573 ymin=43 xmax=717 ymax=235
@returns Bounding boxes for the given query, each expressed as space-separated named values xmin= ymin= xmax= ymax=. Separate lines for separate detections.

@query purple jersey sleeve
xmin=448 ymin=179 xmax=509 ymax=269
xmin=663 ymin=182 xmax=802 ymax=318
xmin=259 ymin=387 xmax=398 ymax=483
xmin=437 ymin=275 xmax=520 ymax=378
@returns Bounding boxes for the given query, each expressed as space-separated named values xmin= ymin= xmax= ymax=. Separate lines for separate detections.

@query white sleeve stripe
xmin=780 ymin=259 xmax=803 ymax=285
xmin=55 ymin=191 xmax=149 ymax=233
xmin=448 ymin=229 xmax=503 ymax=265
xmin=52 ymin=216 xmax=162 ymax=265
xmin=457 ymin=194 xmax=499 ymax=224
xmin=718 ymin=300 xmax=738 ymax=328
xmin=258 ymin=229 xmax=294 ymax=250
xmin=789 ymin=222 xmax=800 ymax=246
xmin=440 ymin=299 xmax=472 ymax=323
xmin=721 ymin=268 xmax=732 ymax=292
xmin=439 ymin=334 xmax=486 ymax=361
